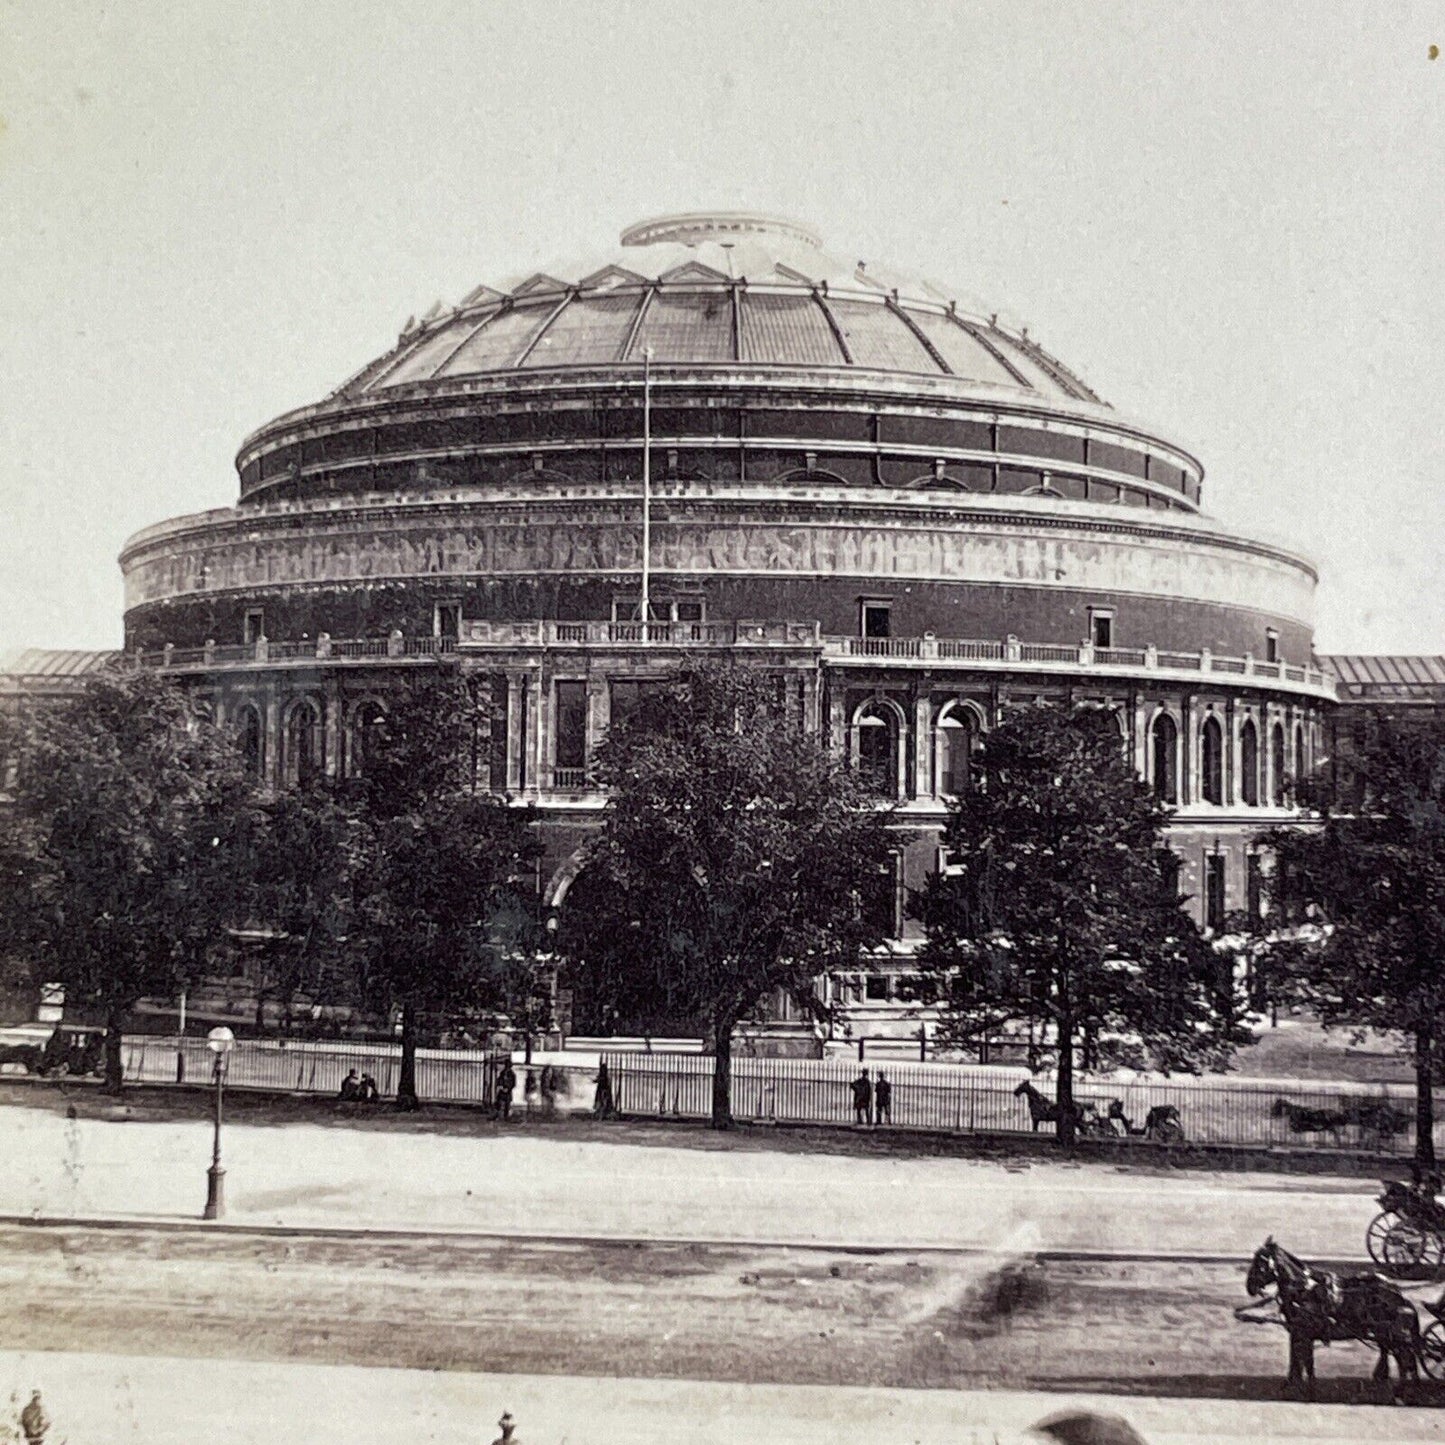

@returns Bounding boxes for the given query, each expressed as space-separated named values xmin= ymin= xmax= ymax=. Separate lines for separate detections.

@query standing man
xmin=874 ymin=1071 xmax=892 ymax=1126
xmin=492 ymin=1412 xmax=520 ymax=1445
xmin=851 ymin=1068 xmax=872 ymax=1126
xmin=495 ymin=1060 xmax=517 ymax=1121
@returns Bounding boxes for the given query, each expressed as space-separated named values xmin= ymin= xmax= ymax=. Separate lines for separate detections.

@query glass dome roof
xmin=336 ymin=214 xmax=1103 ymax=406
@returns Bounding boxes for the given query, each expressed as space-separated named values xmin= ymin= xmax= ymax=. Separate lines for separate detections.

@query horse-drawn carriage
xmin=1239 ymin=1236 xmax=1445 ymax=1393
xmin=1364 ymin=1174 xmax=1445 ymax=1278
xmin=1013 ymin=1081 xmax=1185 ymax=1142
xmin=0 ymin=1025 xmax=104 ymax=1079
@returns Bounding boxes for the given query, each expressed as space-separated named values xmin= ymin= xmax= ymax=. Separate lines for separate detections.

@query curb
xmin=0 ymin=1211 xmax=1367 ymax=1271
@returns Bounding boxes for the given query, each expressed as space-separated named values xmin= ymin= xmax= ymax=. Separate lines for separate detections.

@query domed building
xmin=111 ymin=211 xmax=1334 ymax=1044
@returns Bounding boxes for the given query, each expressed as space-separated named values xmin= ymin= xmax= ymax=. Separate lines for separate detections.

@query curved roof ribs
xmin=949 ymin=314 xmax=1033 ymax=390
xmin=619 ymin=286 xmax=657 ymax=362
xmin=811 ymin=288 xmax=854 ymax=365
xmin=512 ymin=293 xmax=578 ymax=368
xmin=886 ymin=298 xmax=952 ymax=375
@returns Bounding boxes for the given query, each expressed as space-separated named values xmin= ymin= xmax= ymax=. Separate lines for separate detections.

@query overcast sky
xmin=2 ymin=1 xmax=1442 ymax=655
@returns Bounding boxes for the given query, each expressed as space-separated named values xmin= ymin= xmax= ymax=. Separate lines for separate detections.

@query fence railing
xmin=602 ymin=1051 xmax=1435 ymax=1152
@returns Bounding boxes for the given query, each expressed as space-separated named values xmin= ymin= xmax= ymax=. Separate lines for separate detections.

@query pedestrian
xmin=338 ymin=1068 xmax=361 ymax=1102
xmin=593 ymin=1058 xmax=615 ymax=1118
xmin=524 ymin=1068 xmax=538 ymax=1119
xmin=495 ymin=1061 xmax=517 ymax=1121
xmin=20 ymin=1391 xmax=49 ymax=1445
xmin=540 ymin=1063 xmax=558 ymax=1118
xmin=874 ymin=1071 xmax=891 ymax=1126
xmin=358 ymin=1072 xmax=379 ymax=1103
xmin=491 ymin=1411 xmax=520 ymax=1445
xmin=851 ymin=1068 xmax=872 ymax=1126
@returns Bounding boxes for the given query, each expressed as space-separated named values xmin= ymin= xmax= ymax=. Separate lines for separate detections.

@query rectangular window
xmin=435 ymin=602 xmax=461 ymax=641
xmin=243 ymin=609 xmax=265 ymax=645
xmin=864 ymin=974 xmax=891 ymax=1002
xmin=1205 ymin=854 xmax=1227 ymax=932
xmin=1090 ymin=610 xmax=1114 ymax=649
xmin=554 ymin=681 xmax=588 ymax=774
xmin=1265 ymin=630 xmax=1279 ymax=664
xmin=861 ymin=601 xmax=892 ymax=639
xmin=1246 ymin=853 xmax=1264 ymax=926
xmin=674 ymin=599 xmax=704 ymax=624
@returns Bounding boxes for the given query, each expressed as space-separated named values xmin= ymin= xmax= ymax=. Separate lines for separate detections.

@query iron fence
xmin=602 ymin=1051 xmax=1435 ymax=1153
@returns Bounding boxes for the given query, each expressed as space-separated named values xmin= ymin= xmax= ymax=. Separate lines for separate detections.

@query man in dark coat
xmin=851 ymin=1069 xmax=872 ymax=1126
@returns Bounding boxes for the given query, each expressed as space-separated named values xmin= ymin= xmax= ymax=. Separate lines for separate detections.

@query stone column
xmin=1180 ymin=693 xmax=1197 ymax=805
xmin=826 ymin=681 xmax=848 ymax=760
xmin=323 ymin=685 xmax=342 ymax=780
xmin=1224 ymin=697 xmax=1237 ymax=807
xmin=585 ymin=675 xmax=609 ymax=768
xmin=264 ymin=690 xmax=281 ymax=791
xmin=800 ymin=669 xmax=821 ymax=738
xmin=525 ymin=669 xmax=543 ymax=796
xmin=913 ymin=690 xmax=932 ymax=798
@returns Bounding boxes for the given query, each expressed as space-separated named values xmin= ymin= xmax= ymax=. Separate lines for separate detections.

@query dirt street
xmin=4 ymin=1223 xmax=1442 ymax=1407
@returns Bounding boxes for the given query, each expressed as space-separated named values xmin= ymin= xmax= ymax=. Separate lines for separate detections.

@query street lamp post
xmin=202 ymin=1025 xmax=235 ymax=1220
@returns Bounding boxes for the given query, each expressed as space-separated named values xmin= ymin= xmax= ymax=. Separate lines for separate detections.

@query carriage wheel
xmin=1366 ymin=1212 xmax=1400 ymax=1266
xmin=1417 ymin=1228 xmax=1445 ymax=1278
xmin=1420 ymin=1321 xmax=1445 ymax=1380
xmin=1382 ymin=1220 xmax=1431 ymax=1274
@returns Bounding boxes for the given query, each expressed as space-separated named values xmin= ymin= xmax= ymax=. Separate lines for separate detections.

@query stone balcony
xmin=137 ymin=622 xmax=1337 ymax=700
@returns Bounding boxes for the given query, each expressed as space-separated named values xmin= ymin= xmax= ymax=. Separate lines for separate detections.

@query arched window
xmin=1271 ymin=722 xmax=1287 ymax=806
xmin=854 ymin=702 xmax=901 ymax=798
xmin=238 ymin=705 xmax=263 ymax=779
xmin=1240 ymin=719 xmax=1259 ymax=807
xmin=1294 ymin=722 xmax=1306 ymax=783
xmin=283 ymin=698 xmax=323 ymax=787
xmin=347 ymin=700 xmax=386 ymax=779
xmin=1201 ymin=715 xmax=1224 ymax=805
xmin=1150 ymin=713 xmax=1179 ymax=804
xmin=935 ymin=705 xmax=976 ymax=797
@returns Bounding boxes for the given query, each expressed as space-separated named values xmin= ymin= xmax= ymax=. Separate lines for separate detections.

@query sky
xmin=2 ymin=1 xmax=1442 ymax=655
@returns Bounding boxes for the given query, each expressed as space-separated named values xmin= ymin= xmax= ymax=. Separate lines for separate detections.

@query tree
xmin=0 ymin=670 xmax=255 ymax=1090
xmin=347 ymin=674 xmax=542 ymax=1108
xmin=916 ymin=703 xmax=1244 ymax=1143
xmin=556 ymin=661 xmax=900 ymax=1129
xmin=241 ymin=780 xmax=370 ymax=1033
xmin=1261 ymin=708 xmax=1445 ymax=1167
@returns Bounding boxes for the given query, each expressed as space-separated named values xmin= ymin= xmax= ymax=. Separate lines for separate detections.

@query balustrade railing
xmin=134 ymin=625 xmax=1334 ymax=694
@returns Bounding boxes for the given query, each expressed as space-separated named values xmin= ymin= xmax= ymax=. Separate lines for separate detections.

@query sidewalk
xmin=5 ymin=1349 xmax=1443 ymax=1445
xmin=0 ymin=1094 xmax=1381 ymax=1257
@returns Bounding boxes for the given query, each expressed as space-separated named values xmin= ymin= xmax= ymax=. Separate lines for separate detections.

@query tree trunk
xmin=395 ymin=1002 xmax=419 ymax=1111
xmin=1055 ymin=1015 xmax=1076 ymax=1146
xmin=711 ymin=1020 xmax=734 ymax=1130
xmin=1416 ymin=1025 xmax=1436 ymax=1170
xmin=103 ymin=1002 xmax=126 ymax=1094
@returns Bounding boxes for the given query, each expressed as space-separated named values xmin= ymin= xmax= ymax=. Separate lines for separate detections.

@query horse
xmin=1240 ymin=1236 xmax=1420 ymax=1395
xmin=1340 ymin=1098 xmax=1413 ymax=1142
xmin=1013 ymin=1080 xmax=1106 ymax=1135
xmin=1271 ymin=1097 xmax=1348 ymax=1145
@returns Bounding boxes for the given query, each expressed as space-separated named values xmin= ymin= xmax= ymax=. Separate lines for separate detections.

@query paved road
xmin=4 ymin=1221 xmax=1443 ymax=1407
xmin=0 ymin=1095 xmax=1386 ymax=1255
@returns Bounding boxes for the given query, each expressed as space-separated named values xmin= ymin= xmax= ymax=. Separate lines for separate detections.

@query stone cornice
xmin=235 ymin=366 xmax=1203 ymax=480
xmin=119 ymin=482 xmax=1317 ymax=582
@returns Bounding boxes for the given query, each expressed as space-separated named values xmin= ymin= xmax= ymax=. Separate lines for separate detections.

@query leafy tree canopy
xmin=1261 ymin=707 xmax=1445 ymax=1164
xmin=0 ymin=669 xmax=255 ymax=1088
xmin=556 ymin=661 xmax=900 ymax=1127
xmin=916 ymin=702 xmax=1243 ymax=1141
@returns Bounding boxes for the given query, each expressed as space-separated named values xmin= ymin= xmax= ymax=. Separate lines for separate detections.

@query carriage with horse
xmin=1013 ymin=1080 xmax=1184 ymax=1143
xmin=0 ymin=1025 xmax=104 ymax=1079
xmin=1364 ymin=1168 xmax=1445 ymax=1278
xmin=1238 ymin=1236 xmax=1445 ymax=1394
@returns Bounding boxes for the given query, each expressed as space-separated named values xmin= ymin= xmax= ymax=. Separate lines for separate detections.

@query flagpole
xmin=640 ymin=346 xmax=653 ymax=630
